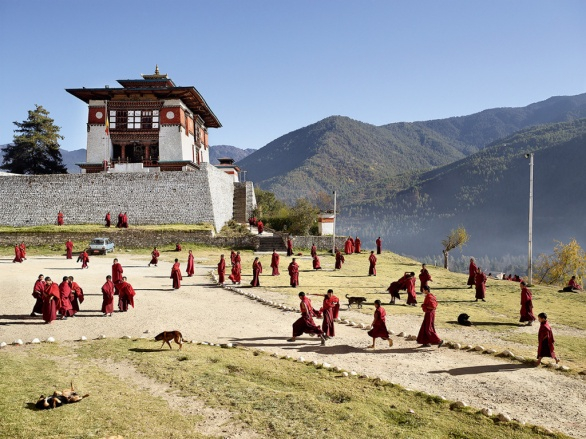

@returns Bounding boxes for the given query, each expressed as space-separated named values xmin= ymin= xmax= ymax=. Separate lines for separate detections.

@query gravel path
xmin=1 ymin=254 xmax=585 ymax=438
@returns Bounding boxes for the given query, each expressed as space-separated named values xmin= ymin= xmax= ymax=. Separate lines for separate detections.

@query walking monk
xmin=117 ymin=276 xmax=136 ymax=312
xmin=368 ymin=251 xmax=377 ymax=276
xmin=217 ymin=254 xmax=226 ymax=285
xmin=80 ymin=249 xmax=89 ymax=269
xmin=58 ymin=276 xmax=74 ymax=320
xmin=19 ymin=242 xmax=27 ymax=260
xmin=186 ymin=250 xmax=195 ymax=277
xmin=65 ymin=239 xmax=74 ymax=259
xmin=321 ymin=289 xmax=339 ymax=338
xmin=42 ymin=277 xmax=60 ymax=324
xmin=251 ymin=257 xmax=262 ymax=287
xmin=112 ymin=258 xmax=123 ymax=285
xmin=474 ymin=268 xmax=487 ymax=302
xmin=354 ymin=236 xmax=361 ymax=253
xmin=376 ymin=236 xmax=382 ymax=254
xmin=312 ymin=255 xmax=322 ymax=270
xmin=537 ymin=312 xmax=560 ymax=365
xmin=367 ymin=300 xmax=393 ymax=349
xmin=288 ymin=292 xmax=326 ymax=345
xmin=31 ymin=274 xmax=45 ymax=316
xmin=405 ymin=272 xmax=417 ymax=306
xmin=257 ymin=220 xmax=264 ymax=234
xmin=286 ymin=237 xmax=293 ymax=256
xmin=149 ymin=247 xmax=159 ymax=267
xmin=467 ymin=258 xmax=477 ymax=288
xmin=335 ymin=249 xmax=345 ymax=270
xmin=270 ymin=249 xmax=280 ymax=275
xmin=171 ymin=258 xmax=182 ymax=289
xmin=101 ymin=275 xmax=115 ymax=317
xmin=229 ymin=259 xmax=242 ymax=285
xmin=416 ymin=286 xmax=444 ymax=348
xmin=419 ymin=264 xmax=432 ymax=292
xmin=105 ymin=212 xmax=111 ymax=227
xmin=68 ymin=276 xmax=84 ymax=314
xmin=310 ymin=243 xmax=317 ymax=258
xmin=57 ymin=210 xmax=64 ymax=226
xmin=288 ymin=258 xmax=299 ymax=287
xmin=230 ymin=250 xmax=237 ymax=266
xmin=13 ymin=244 xmax=23 ymax=263
xmin=519 ymin=281 xmax=536 ymax=326
xmin=344 ymin=236 xmax=354 ymax=255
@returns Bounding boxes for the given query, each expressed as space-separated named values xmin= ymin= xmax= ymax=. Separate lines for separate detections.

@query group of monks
xmin=55 ymin=211 xmax=129 ymax=228
xmin=13 ymin=242 xmax=27 ymax=263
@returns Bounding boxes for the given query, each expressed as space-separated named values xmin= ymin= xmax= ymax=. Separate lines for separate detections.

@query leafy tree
xmin=534 ymin=239 xmax=586 ymax=286
xmin=1 ymin=105 xmax=67 ymax=174
xmin=442 ymin=227 xmax=470 ymax=270
xmin=254 ymin=187 xmax=286 ymax=219
xmin=288 ymin=199 xmax=320 ymax=235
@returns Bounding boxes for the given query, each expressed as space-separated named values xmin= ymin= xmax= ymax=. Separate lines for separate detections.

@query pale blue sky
xmin=1 ymin=1 xmax=584 ymax=151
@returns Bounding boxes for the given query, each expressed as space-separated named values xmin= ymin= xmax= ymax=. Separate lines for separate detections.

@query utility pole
xmin=526 ymin=153 xmax=534 ymax=285
xmin=332 ymin=190 xmax=337 ymax=255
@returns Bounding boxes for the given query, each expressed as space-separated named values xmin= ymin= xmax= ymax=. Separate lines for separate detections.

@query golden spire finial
xmin=155 ymin=64 xmax=159 ymax=75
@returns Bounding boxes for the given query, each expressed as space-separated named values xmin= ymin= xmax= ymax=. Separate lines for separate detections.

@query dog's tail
xmin=345 ymin=294 xmax=350 ymax=299
xmin=82 ymin=393 xmax=90 ymax=398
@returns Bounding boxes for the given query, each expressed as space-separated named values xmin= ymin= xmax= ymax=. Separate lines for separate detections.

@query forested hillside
xmin=209 ymin=144 xmax=255 ymax=164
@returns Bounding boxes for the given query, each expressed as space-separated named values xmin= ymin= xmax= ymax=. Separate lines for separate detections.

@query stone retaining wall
xmin=285 ymin=235 xmax=347 ymax=251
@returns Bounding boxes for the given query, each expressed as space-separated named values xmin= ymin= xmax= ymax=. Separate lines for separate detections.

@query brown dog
xmin=35 ymin=382 xmax=89 ymax=410
xmin=155 ymin=330 xmax=184 ymax=350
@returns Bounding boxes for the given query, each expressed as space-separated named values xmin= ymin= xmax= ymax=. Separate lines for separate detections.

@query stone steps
xmin=257 ymin=236 xmax=287 ymax=252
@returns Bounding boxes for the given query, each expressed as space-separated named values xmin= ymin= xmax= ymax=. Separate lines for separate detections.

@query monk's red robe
xmin=520 ymin=286 xmax=536 ymax=323
xmin=118 ymin=281 xmax=136 ymax=311
xmin=175 ymin=243 xmax=182 ymax=251
xmin=217 ymin=257 xmax=226 ymax=283
xmin=292 ymin=297 xmax=323 ymax=337
xmin=344 ymin=238 xmax=353 ymax=255
xmin=149 ymin=250 xmax=160 ymax=266
xmin=112 ymin=262 xmax=124 ymax=284
xmin=270 ymin=252 xmax=280 ymax=275
xmin=80 ymin=252 xmax=89 ymax=269
xmin=310 ymin=245 xmax=317 ymax=258
xmin=65 ymin=241 xmax=74 ymax=259
xmin=335 ymin=251 xmax=345 ymax=269
xmin=69 ymin=281 xmax=84 ymax=313
xmin=32 ymin=280 xmax=45 ymax=315
xmin=13 ymin=245 xmax=23 ymax=263
xmin=288 ymin=262 xmax=299 ymax=287
xmin=354 ymin=237 xmax=361 ymax=253
xmin=58 ymin=280 xmax=74 ymax=317
xmin=57 ymin=212 xmax=64 ymax=225
xmin=122 ymin=213 xmax=129 ymax=228
xmin=538 ymin=321 xmax=557 ymax=359
xmin=417 ymin=293 xmax=441 ymax=345
xmin=105 ymin=212 xmax=111 ymax=227
xmin=229 ymin=261 xmax=242 ymax=284
xmin=321 ymin=295 xmax=339 ymax=337
xmin=368 ymin=307 xmax=390 ymax=340
xmin=101 ymin=280 xmax=115 ymax=314
xmin=251 ymin=260 xmax=262 ymax=286
xmin=257 ymin=220 xmax=264 ymax=234
xmin=230 ymin=251 xmax=236 ymax=265
xmin=376 ymin=237 xmax=382 ymax=254
xmin=368 ymin=254 xmax=377 ymax=276
xmin=405 ymin=276 xmax=417 ymax=305
xmin=171 ymin=262 xmax=182 ymax=289
xmin=287 ymin=239 xmax=293 ymax=256
xmin=235 ymin=253 xmax=241 ymax=264
xmin=475 ymin=272 xmax=487 ymax=299
xmin=419 ymin=269 xmax=432 ymax=292
xmin=42 ymin=283 xmax=60 ymax=323
xmin=313 ymin=256 xmax=322 ymax=270
xmin=116 ymin=213 xmax=123 ymax=228
xmin=387 ymin=281 xmax=401 ymax=300
xmin=568 ymin=279 xmax=582 ymax=289
xmin=467 ymin=261 xmax=478 ymax=286
xmin=19 ymin=244 xmax=26 ymax=259
xmin=186 ymin=253 xmax=195 ymax=277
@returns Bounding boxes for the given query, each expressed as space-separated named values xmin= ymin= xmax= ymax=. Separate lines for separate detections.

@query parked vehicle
xmin=89 ymin=237 xmax=115 ymax=255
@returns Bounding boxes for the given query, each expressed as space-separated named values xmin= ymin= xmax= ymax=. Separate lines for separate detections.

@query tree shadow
xmin=128 ymin=348 xmax=167 ymax=353
xmin=294 ymin=344 xmax=368 ymax=354
xmin=428 ymin=363 xmax=532 ymax=376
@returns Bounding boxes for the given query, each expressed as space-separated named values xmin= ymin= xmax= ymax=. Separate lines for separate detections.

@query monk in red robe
xmin=467 ymin=258 xmax=477 ymax=288
xmin=186 ymin=250 xmax=195 ymax=276
xmin=105 ymin=212 xmax=111 ymax=227
xmin=171 ymin=258 xmax=182 ymax=289
xmin=251 ymin=257 xmax=262 ymax=286
xmin=419 ymin=264 xmax=432 ymax=292
xmin=286 ymin=238 xmax=293 ymax=256
xmin=65 ymin=239 xmax=74 ymax=259
xmin=42 ymin=277 xmax=60 ymax=324
xmin=57 ymin=211 xmax=64 ymax=226
xmin=68 ymin=276 xmax=84 ymax=314
xmin=175 ymin=242 xmax=182 ymax=251
xmin=416 ymin=286 xmax=444 ymax=347
xmin=375 ymin=236 xmax=382 ymax=254
xmin=31 ymin=274 xmax=45 ymax=316
xmin=270 ymin=250 xmax=280 ymax=275
xmin=537 ymin=312 xmax=559 ymax=365
xmin=112 ymin=258 xmax=124 ymax=285
xmin=234 ymin=251 xmax=241 ymax=264
xmin=320 ymin=289 xmax=339 ymax=338
xmin=118 ymin=276 xmax=135 ymax=311
xmin=354 ymin=236 xmax=361 ymax=253
xmin=344 ymin=237 xmax=353 ymax=255
xmin=288 ymin=292 xmax=326 ymax=345
xmin=19 ymin=242 xmax=27 ymax=260
xmin=567 ymin=276 xmax=582 ymax=291
xmin=312 ymin=255 xmax=322 ymax=270
xmin=368 ymin=251 xmax=377 ymax=276
xmin=230 ymin=250 xmax=237 ymax=265
xmin=149 ymin=247 xmax=160 ymax=267
xmin=122 ymin=212 xmax=129 ymax=228
xmin=229 ymin=260 xmax=242 ymax=284
xmin=474 ymin=268 xmax=487 ymax=302
xmin=367 ymin=300 xmax=392 ymax=349
xmin=101 ymin=275 xmax=115 ymax=316
xmin=257 ymin=220 xmax=264 ymax=234
xmin=80 ymin=250 xmax=89 ymax=269
xmin=288 ymin=258 xmax=299 ymax=287
xmin=13 ymin=244 xmax=23 ymax=263
xmin=405 ymin=272 xmax=417 ymax=306
xmin=335 ymin=250 xmax=345 ymax=270
xmin=310 ymin=244 xmax=317 ymax=258
xmin=58 ymin=276 xmax=74 ymax=319
xmin=217 ymin=255 xmax=226 ymax=285
xmin=519 ymin=281 xmax=536 ymax=325
xmin=387 ymin=272 xmax=410 ymax=304
xmin=116 ymin=212 xmax=123 ymax=228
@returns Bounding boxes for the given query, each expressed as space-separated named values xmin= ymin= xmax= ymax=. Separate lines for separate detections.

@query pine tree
xmin=1 ymin=105 xmax=67 ymax=174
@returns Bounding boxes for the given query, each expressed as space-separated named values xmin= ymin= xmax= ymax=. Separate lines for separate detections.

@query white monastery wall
xmin=86 ymin=125 xmax=112 ymax=164
xmin=204 ymin=163 xmax=235 ymax=229
xmin=159 ymin=126 xmax=183 ymax=162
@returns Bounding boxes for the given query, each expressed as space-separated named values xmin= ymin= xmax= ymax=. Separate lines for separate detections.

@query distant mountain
xmin=209 ymin=145 xmax=255 ymax=165
xmin=338 ymin=118 xmax=586 ymax=258
xmin=0 ymin=144 xmax=84 ymax=174
xmin=238 ymin=93 xmax=586 ymax=203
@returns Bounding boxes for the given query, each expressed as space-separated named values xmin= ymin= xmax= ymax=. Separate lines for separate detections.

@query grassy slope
xmin=0 ymin=340 xmax=569 ymax=439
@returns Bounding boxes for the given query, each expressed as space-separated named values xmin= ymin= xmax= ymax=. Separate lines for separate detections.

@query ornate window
xmin=109 ymin=110 xmax=159 ymax=130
